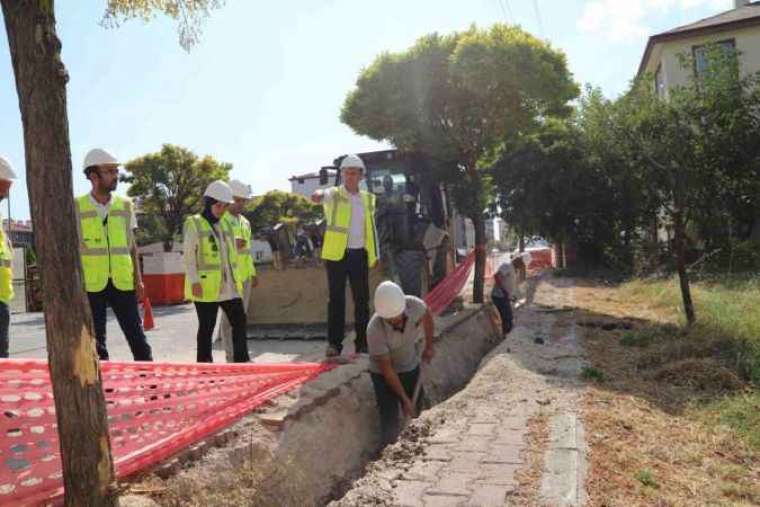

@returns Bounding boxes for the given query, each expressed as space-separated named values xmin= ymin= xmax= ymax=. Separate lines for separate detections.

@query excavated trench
xmin=124 ymin=304 xmax=503 ymax=507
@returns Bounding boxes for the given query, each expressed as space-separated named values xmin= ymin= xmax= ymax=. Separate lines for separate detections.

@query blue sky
xmin=0 ymin=0 xmax=733 ymax=220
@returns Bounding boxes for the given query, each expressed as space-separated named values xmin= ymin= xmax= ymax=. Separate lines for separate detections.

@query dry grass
xmin=134 ymin=457 xmax=316 ymax=507
xmin=565 ymin=276 xmax=760 ymax=507
xmin=507 ymin=412 xmax=550 ymax=506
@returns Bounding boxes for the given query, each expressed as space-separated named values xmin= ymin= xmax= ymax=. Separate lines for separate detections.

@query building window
xmin=693 ymin=39 xmax=736 ymax=79
xmin=655 ymin=63 xmax=665 ymax=98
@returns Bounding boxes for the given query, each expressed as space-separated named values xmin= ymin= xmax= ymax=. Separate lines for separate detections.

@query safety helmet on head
xmin=339 ymin=154 xmax=366 ymax=172
xmin=83 ymin=148 xmax=119 ymax=173
xmin=374 ymin=281 xmax=406 ymax=319
xmin=204 ymin=180 xmax=234 ymax=204
xmin=0 ymin=156 xmax=17 ymax=181
xmin=228 ymin=179 xmax=252 ymax=199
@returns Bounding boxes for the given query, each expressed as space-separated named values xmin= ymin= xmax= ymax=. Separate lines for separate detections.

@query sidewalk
xmin=7 ymin=304 xmax=325 ymax=364
xmin=334 ymin=276 xmax=588 ymax=506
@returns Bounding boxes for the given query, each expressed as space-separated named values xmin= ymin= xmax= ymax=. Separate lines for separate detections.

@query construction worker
xmin=216 ymin=179 xmax=258 ymax=362
xmin=0 ymin=156 xmax=15 ymax=359
xmin=491 ymin=255 xmax=519 ymax=337
xmin=311 ymin=154 xmax=379 ymax=357
xmin=368 ymin=281 xmax=434 ymax=445
xmin=184 ymin=180 xmax=250 ymax=363
xmin=77 ymin=148 xmax=153 ymax=361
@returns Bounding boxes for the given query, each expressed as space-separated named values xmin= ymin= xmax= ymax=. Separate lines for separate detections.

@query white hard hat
xmin=340 ymin=154 xmax=366 ymax=172
xmin=228 ymin=179 xmax=252 ymax=199
xmin=204 ymin=180 xmax=234 ymax=203
xmin=374 ymin=281 xmax=406 ymax=319
xmin=0 ymin=156 xmax=17 ymax=181
xmin=83 ymin=148 xmax=119 ymax=169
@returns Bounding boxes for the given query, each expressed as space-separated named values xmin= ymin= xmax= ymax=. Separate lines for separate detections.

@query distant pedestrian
xmin=491 ymin=256 xmax=519 ymax=337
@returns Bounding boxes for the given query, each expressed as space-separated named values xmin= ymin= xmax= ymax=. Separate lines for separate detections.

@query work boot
xmin=325 ymin=344 xmax=341 ymax=358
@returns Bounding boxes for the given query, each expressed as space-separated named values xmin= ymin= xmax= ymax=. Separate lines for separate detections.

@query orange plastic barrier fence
xmin=425 ymin=252 xmax=475 ymax=315
xmin=0 ymin=360 xmax=333 ymax=506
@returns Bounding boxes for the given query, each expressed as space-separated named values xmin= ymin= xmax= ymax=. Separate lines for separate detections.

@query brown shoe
xmin=325 ymin=344 xmax=341 ymax=358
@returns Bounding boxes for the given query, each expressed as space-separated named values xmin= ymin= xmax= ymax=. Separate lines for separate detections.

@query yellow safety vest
xmin=321 ymin=186 xmax=378 ymax=267
xmin=222 ymin=212 xmax=257 ymax=282
xmin=0 ymin=219 xmax=14 ymax=304
xmin=184 ymin=215 xmax=242 ymax=302
xmin=76 ymin=194 xmax=134 ymax=293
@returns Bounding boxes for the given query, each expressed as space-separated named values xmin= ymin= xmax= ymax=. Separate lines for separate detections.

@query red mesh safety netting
xmin=526 ymin=248 xmax=554 ymax=272
xmin=0 ymin=360 xmax=334 ymax=506
xmin=424 ymin=251 xmax=475 ymax=315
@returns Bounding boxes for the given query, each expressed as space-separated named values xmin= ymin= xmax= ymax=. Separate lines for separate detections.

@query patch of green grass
xmin=699 ymin=392 xmax=760 ymax=451
xmin=634 ymin=469 xmax=659 ymax=489
xmin=581 ymin=366 xmax=606 ymax=382
xmin=620 ymin=329 xmax=658 ymax=348
xmin=622 ymin=276 xmax=760 ymax=384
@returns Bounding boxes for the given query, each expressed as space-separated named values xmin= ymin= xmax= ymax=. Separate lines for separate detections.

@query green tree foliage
xmin=246 ymin=190 xmax=322 ymax=234
xmin=122 ymin=144 xmax=231 ymax=251
xmin=341 ymin=23 xmax=579 ymax=302
xmin=101 ymin=0 xmax=225 ymax=50
xmin=494 ymin=44 xmax=760 ymax=325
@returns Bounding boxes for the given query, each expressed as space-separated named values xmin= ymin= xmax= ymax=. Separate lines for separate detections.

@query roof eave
xmin=636 ymin=14 xmax=760 ymax=79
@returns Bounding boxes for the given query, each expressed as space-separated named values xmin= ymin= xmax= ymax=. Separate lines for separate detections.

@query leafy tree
xmin=0 ymin=2 xmax=222 ymax=505
xmin=246 ymin=190 xmax=323 ymax=233
xmin=122 ymin=144 xmax=232 ymax=251
xmin=610 ymin=45 xmax=760 ymax=324
xmin=341 ymin=24 xmax=578 ymax=302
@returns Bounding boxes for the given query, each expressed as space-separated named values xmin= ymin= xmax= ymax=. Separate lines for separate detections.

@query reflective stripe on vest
xmin=222 ymin=213 xmax=256 ymax=280
xmin=184 ymin=215 xmax=241 ymax=302
xmin=0 ymin=224 xmax=13 ymax=303
xmin=320 ymin=187 xmax=378 ymax=267
xmin=76 ymin=195 xmax=134 ymax=293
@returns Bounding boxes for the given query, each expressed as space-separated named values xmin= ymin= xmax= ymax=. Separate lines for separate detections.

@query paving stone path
xmin=332 ymin=276 xmax=588 ymax=507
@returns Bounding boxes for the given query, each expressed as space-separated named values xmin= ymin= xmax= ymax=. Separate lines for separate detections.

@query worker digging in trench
xmin=367 ymin=280 xmax=434 ymax=445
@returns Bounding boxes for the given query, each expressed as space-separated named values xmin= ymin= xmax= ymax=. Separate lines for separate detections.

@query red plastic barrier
xmin=0 ymin=360 xmax=334 ymax=506
xmin=526 ymin=248 xmax=554 ymax=272
xmin=424 ymin=252 xmax=475 ymax=315
xmin=143 ymin=274 xmax=186 ymax=306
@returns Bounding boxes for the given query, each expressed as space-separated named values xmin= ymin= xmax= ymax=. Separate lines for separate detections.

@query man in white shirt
xmin=312 ymin=154 xmax=379 ymax=357
xmin=76 ymin=148 xmax=152 ymax=361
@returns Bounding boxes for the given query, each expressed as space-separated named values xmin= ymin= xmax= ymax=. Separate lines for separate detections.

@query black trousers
xmin=491 ymin=294 xmax=514 ymax=335
xmin=326 ymin=248 xmax=369 ymax=352
xmin=194 ymin=298 xmax=250 ymax=363
xmin=87 ymin=280 xmax=153 ymax=361
xmin=370 ymin=366 xmax=424 ymax=445
xmin=0 ymin=302 xmax=8 ymax=358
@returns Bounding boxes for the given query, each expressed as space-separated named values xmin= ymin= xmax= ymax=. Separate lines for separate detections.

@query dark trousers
xmin=492 ymin=294 xmax=513 ymax=335
xmin=87 ymin=281 xmax=153 ymax=361
xmin=370 ymin=366 xmax=424 ymax=445
xmin=0 ymin=302 xmax=8 ymax=358
xmin=326 ymin=248 xmax=369 ymax=352
xmin=194 ymin=298 xmax=250 ymax=363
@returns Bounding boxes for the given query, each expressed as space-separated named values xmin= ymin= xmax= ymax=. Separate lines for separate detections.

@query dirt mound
xmin=651 ymin=358 xmax=745 ymax=392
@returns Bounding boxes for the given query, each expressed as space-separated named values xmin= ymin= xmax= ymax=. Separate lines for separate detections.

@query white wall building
xmin=639 ymin=1 xmax=760 ymax=97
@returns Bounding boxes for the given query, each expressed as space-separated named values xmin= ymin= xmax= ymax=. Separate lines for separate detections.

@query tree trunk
xmin=673 ymin=210 xmax=696 ymax=325
xmin=472 ymin=213 xmax=486 ymax=304
xmin=518 ymin=234 xmax=525 ymax=253
xmin=1 ymin=2 xmax=117 ymax=505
